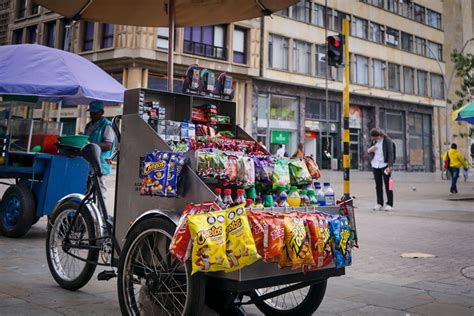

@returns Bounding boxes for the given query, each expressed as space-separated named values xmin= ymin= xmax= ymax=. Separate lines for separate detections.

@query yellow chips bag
xmin=188 ymin=211 xmax=230 ymax=275
xmin=280 ymin=214 xmax=313 ymax=270
xmin=225 ymin=204 xmax=261 ymax=272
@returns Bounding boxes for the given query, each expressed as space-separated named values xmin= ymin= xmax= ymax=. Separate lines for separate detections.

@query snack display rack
xmin=113 ymin=88 xmax=352 ymax=314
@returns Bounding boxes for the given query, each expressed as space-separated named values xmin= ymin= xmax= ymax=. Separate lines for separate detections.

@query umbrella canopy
xmin=452 ymin=101 xmax=474 ymax=124
xmin=0 ymin=44 xmax=125 ymax=105
xmin=34 ymin=0 xmax=298 ymax=27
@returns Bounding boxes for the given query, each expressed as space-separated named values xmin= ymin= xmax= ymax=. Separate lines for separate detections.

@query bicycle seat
xmin=81 ymin=143 xmax=102 ymax=177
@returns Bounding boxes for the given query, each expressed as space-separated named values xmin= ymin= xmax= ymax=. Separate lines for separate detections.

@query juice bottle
xmin=287 ymin=186 xmax=301 ymax=207
xmin=223 ymin=189 xmax=233 ymax=206
xmin=235 ymin=189 xmax=246 ymax=205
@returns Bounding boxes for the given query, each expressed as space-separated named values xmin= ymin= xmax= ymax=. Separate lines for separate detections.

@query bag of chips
xmin=304 ymin=156 xmax=321 ymax=180
xmin=254 ymin=156 xmax=274 ymax=184
xmin=300 ymin=213 xmax=326 ymax=270
xmin=225 ymin=205 xmax=261 ymax=272
xmin=328 ymin=215 xmax=352 ymax=269
xmin=263 ymin=213 xmax=285 ymax=262
xmin=272 ymin=158 xmax=290 ymax=190
xmin=317 ymin=213 xmax=334 ymax=268
xmin=289 ymin=159 xmax=312 ymax=185
xmin=279 ymin=214 xmax=313 ymax=270
xmin=166 ymin=153 xmax=185 ymax=197
xmin=140 ymin=151 xmax=158 ymax=195
xmin=247 ymin=211 xmax=267 ymax=257
xmin=170 ymin=202 xmax=221 ymax=263
xmin=188 ymin=211 xmax=230 ymax=274
xmin=237 ymin=156 xmax=256 ymax=188
xmin=223 ymin=155 xmax=238 ymax=185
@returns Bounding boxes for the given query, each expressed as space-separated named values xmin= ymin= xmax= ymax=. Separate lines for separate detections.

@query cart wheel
xmin=0 ymin=185 xmax=35 ymax=238
xmin=45 ymin=199 xmax=99 ymax=291
xmin=252 ymin=280 xmax=327 ymax=316
xmin=118 ymin=217 xmax=205 ymax=316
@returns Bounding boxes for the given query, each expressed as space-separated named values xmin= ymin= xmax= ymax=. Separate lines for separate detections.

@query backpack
xmin=444 ymin=151 xmax=450 ymax=170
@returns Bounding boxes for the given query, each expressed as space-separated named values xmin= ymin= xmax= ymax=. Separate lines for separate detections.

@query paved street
xmin=0 ymin=169 xmax=473 ymax=315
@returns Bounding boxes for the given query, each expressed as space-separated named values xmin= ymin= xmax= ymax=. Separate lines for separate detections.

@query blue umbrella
xmin=0 ymin=44 xmax=124 ymax=105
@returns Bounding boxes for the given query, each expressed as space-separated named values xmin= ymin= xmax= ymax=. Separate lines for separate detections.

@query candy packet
xmin=225 ymin=204 xmax=261 ymax=272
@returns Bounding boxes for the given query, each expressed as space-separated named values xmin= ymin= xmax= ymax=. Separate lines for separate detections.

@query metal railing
xmin=183 ymin=40 xmax=227 ymax=60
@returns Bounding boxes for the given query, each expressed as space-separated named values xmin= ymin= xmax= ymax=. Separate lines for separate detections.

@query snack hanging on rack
xmin=279 ymin=214 xmax=313 ymax=270
xmin=247 ymin=211 xmax=267 ymax=257
xmin=328 ymin=215 xmax=352 ymax=269
xmin=225 ymin=205 xmax=261 ymax=272
xmin=188 ymin=211 xmax=230 ymax=274
xmin=254 ymin=156 xmax=274 ymax=184
xmin=317 ymin=213 xmax=333 ymax=268
xmin=272 ymin=158 xmax=290 ymax=190
xmin=166 ymin=153 xmax=186 ymax=197
xmin=289 ymin=159 xmax=312 ymax=185
xmin=140 ymin=151 xmax=158 ymax=195
xmin=141 ymin=151 xmax=169 ymax=196
xmin=170 ymin=202 xmax=221 ymax=263
xmin=223 ymin=155 xmax=238 ymax=185
xmin=263 ymin=213 xmax=285 ymax=262
xmin=237 ymin=156 xmax=256 ymax=188
xmin=300 ymin=213 xmax=326 ymax=269
xmin=304 ymin=156 xmax=321 ymax=180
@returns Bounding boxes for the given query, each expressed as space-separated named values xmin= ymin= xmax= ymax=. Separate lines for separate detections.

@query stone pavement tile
xmin=316 ymin=296 xmax=366 ymax=314
xmin=0 ymin=303 xmax=62 ymax=316
xmin=338 ymin=305 xmax=416 ymax=316
xmin=54 ymin=302 xmax=120 ymax=315
xmin=425 ymin=290 xmax=474 ymax=307
xmin=407 ymin=303 xmax=474 ymax=316
xmin=24 ymin=287 xmax=115 ymax=309
xmin=404 ymin=280 xmax=473 ymax=296
xmin=0 ymin=296 xmax=28 ymax=307
xmin=345 ymin=291 xmax=432 ymax=310
xmin=347 ymin=271 xmax=421 ymax=286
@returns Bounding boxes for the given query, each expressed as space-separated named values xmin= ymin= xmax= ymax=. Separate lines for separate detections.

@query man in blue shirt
xmin=84 ymin=100 xmax=115 ymax=200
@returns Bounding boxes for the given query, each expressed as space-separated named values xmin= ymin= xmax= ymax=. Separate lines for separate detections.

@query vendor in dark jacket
xmin=368 ymin=128 xmax=395 ymax=212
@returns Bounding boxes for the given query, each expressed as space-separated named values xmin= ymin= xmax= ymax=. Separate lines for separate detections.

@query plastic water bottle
xmin=315 ymin=183 xmax=326 ymax=206
xmin=323 ymin=182 xmax=335 ymax=206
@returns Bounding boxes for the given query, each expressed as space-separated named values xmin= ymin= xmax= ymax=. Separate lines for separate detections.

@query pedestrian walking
xmin=367 ymin=128 xmax=395 ymax=211
xmin=443 ymin=143 xmax=469 ymax=194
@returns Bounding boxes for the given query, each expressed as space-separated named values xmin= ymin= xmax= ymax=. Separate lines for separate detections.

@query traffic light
xmin=327 ymin=34 xmax=344 ymax=66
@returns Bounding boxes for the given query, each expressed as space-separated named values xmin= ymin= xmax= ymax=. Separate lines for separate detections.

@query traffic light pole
xmin=342 ymin=18 xmax=350 ymax=199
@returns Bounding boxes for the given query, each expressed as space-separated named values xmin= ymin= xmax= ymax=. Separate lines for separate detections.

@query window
xmin=372 ymin=59 xmax=385 ymax=88
xmin=335 ymin=67 xmax=343 ymax=82
xmin=417 ymin=70 xmax=428 ymax=96
xmin=400 ymin=0 xmax=413 ymax=18
xmin=306 ymin=99 xmax=339 ymax=121
xmin=12 ymin=29 xmax=23 ymax=44
xmin=233 ymin=27 xmax=247 ymax=64
xmin=82 ymin=21 xmax=95 ymax=51
xmin=388 ymin=63 xmax=400 ymax=91
xmin=351 ymin=17 xmax=368 ymax=39
xmin=312 ymin=4 xmax=330 ymax=28
xmin=316 ymin=45 xmax=327 ymax=77
xmin=293 ymin=40 xmax=311 ymax=74
xmin=403 ymin=67 xmax=415 ymax=94
xmin=415 ymin=36 xmax=426 ymax=55
xmin=270 ymin=95 xmax=298 ymax=121
xmin=27 ymin=25 xmax=37 ymax=44
xmin=401 ymin=32 xmax=413 ymax=52
xmin=431 ymin=73 xmax=444 ymax=99
xmin=414 ymin=4 xmax=425 ymax=23
xmin=386 ymin=28 xmax=399 ymax=47
xmin=277 ymin=8 xmax=289 ymax=17
xmin=427 ymin=41 xmax=442 ymax=60
xmin=386 ymin=0 xmax=399 ymax=13
xmin=334 ymin=11 xmax=348 ymax=33
xmin=369 ymin=22 xmax=384 ymax=44
xmin=363 ymin=0 xmax=383 ymax=7
xmin=268 ymin=34 xmax=289 ymax=70
xmin=44 ymin=21 xmax=56 ymax=48
xmin=183 ymin=25 xmax=227 ymax=59
xmin=354 ymin=55 xmax=369 ymax=85
xmin=100 ymin=24 xmax=114 ymax=49
xmin=156 ymin=27 xmax=169 ymax=49
xmin=30 ymin=2 xmax=39 ymax=15
xmin=258 ymin=94 xmax=269 ymax=120
xmin=292 ymin=0 xmax=311 ymax=23
xmin=16 ymin=0 xmax=26 ymax=18
xmin=426 ymin=9 xmax=441 ymax=29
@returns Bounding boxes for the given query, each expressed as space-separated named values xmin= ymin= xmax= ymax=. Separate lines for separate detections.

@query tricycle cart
xmin=0 ymin=101 xmax=88 ymax=237
xmin=46 ymin=88 xmax=356 ymax=315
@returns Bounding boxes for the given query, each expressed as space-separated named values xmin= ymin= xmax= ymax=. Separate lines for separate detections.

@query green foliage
xmin=451 ymin=50 xmax=474 ymax=110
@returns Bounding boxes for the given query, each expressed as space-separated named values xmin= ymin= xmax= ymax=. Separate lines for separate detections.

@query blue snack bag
xmin=328 ymin=215 xmax=352 ymax=268
xmin=152 ymin=151 xmax=169 ymax=196
xmin=141 ymin=151 xmax=159 ymax=195
xmin=166 ymin=153 xmax=186 ymax=197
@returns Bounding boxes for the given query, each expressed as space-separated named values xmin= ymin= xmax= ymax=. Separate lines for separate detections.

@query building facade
xmin=256 ymin=0 xmax=445 ymax=171
xmin=0 ymin=0 xmax=11 ymax=45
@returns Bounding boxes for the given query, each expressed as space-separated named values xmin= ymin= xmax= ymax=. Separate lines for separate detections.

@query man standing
xmin=275 ymin=144 xmax=285 ymax=158
xmin=84 ymin=100 xmax=115 ymax=199
xmin=368 ymin=128 xmax=395 ymax=211
xmin=443 ymin=143 xmax=469 ymax=194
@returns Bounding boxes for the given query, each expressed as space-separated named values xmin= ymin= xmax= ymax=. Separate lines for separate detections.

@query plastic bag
xmin=279 ymin=213 xmax=313 ymax=270
xmin=247 ymin=211 xmax=267 ymax=257
xmin=328 ymin=215 xmax=352 ymax=268
xmin=304 ymin=156 xmax=321 ymax=180
xmin=237 ymin=156 xmax=256 ymax=188
xmin=263 ymin=213 xmax=285 ymax=262
xmin=289 ymin=159 xmax=312 ymax=185
xmin=272 ymin=158 xmax=290 ymax=190
xmin=254 ymin=156 xmax=274 ymax=184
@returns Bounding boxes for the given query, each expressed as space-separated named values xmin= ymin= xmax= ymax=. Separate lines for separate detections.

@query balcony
xmin=183 ymin=40 xmax=227 ymax=60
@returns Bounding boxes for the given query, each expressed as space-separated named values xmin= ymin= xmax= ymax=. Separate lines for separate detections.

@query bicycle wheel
xmin=118 ymin=217 xmax=205 ymax=316
xmin=253 ymin=280 xmax=327 ymax=316
xmin=45 ymin=200 xmax=99 ymax=290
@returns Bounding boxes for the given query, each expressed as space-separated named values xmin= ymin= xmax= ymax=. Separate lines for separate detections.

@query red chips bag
xmin=170 ymin=202 xmax=221 ymax=263
xmin=304 ymin=156 xmax=321 ymax=180
xmin=247 ymin=211 xmax=266 ymax=257
xmin=263 ymin=213 xmax=285 ymax=262
xmin=300 ymin=213 xmax=325 ymax=270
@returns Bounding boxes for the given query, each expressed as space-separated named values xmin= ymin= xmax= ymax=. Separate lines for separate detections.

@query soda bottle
xmin=323 ymin=182 xmax=335 ymax=206
xmin=287 ymin=186 xmax=301 ymax=207
xmin=223 ymin=188 xmax=233 ymax=206
xmin=315 ymin=183 xmax=326 ymax=206
xmin=235 ymin=189 xmax=246 ymax=205
xmin=246 ymin=198 xmax=254 ymax=208
xmin=213 ymin=188 xmax=224 ymax=207
xmin=307 ymin=189 xmax=318 ymax=205
xmin=300 ymin=190 xmax=310 ymax=206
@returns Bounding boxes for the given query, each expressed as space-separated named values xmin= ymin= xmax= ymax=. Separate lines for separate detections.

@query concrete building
xmin=256 ymin=0 xmax=445 ymax=171
xmin=0 ymin=0 xmax=11 ymax=45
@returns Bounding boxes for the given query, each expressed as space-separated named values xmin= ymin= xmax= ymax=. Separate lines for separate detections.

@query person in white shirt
xmin=368 ymin=128 xmax=395 ymax=211
xmin=275 ymin=144 xmax=285 ymax=158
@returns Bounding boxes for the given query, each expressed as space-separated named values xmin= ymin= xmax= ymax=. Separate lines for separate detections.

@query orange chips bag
xmin=247 ymin=211 xmax=266 ymax=257
xmin=300 ymin=212 xmax=325 ymax=269
xmin=225 ymin=204 xmax=261 ymax=272
xmin=263 ymin=213 xmax=285 ymax=262
xmin=279 ymin=213 xmax=313 ymax=270
xmin=188 ymin=211 xmax=230 ymax=275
